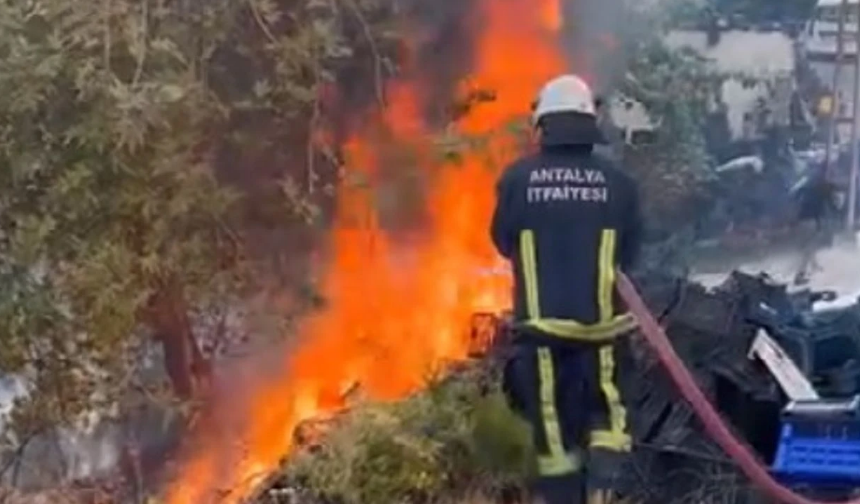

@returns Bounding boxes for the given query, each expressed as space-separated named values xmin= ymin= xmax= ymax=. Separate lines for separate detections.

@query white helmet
xmin=532 ymin=74 xmax=596 ymax=125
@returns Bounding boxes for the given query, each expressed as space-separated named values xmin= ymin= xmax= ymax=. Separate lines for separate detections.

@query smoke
xmin=327 ymin=0 xmax=485 ymax=236
xmin=329 ymin=0 xmax=479 ymax=135
xmin=401 ymin=0 xmax=480 ymax=126
xmin=560 ymin=0 xmax=633 ymax=94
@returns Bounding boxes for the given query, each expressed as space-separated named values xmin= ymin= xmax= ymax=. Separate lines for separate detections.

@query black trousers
xmin=503 ymin=339 xmax=632 ymax=504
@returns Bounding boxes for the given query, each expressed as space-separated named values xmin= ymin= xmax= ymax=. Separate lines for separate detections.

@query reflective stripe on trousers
xmin=536 ymin=346 xmax=583 ymax=476
xmin=590 ymin=345 xmax=631 ymax=452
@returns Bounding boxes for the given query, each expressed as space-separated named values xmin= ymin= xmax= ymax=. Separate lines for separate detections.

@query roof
xmin=665 ymin=30 xmax=794 ymax=75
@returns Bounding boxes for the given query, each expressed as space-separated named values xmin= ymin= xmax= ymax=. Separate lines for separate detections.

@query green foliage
xmin=0 ymin=0 xmax=398 ymax=436
xmin=287 ymin=367 xmax=532 ymax=504
xmin=0 ymin=0 xmax=236 ymax=430
xmin=617 ymin=39 xmax=725 ymax=233
xmin=711 ymin=0 xmax=815 ymax=23
xmin=662 ymin=0 xmax=710 ymax=26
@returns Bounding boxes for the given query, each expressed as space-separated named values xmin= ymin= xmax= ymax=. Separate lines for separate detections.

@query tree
xmin=0 ymin=0 xmax=398 ymax=453
xmin=615 ymin=40 xmax=726 ymax=239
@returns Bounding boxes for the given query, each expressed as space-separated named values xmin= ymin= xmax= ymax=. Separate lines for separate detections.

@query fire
xmin=540 ymin=0 xmax=564 ymax=34
xmin=165 ymin=0 xmax=564 ymax=502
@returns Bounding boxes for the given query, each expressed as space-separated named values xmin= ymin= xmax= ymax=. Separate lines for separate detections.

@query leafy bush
xmin=286 ymin=366 xmax=533 ymax=504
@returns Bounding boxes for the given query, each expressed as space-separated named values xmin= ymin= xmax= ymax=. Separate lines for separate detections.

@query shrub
xmin=286 ymin=365 xmax=533 ymax=503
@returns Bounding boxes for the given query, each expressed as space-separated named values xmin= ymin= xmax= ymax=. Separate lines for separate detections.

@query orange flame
xmin=165 ymin=0 xmax=564 ymax=502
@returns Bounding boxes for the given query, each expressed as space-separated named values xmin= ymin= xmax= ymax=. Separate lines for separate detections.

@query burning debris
xmin=448 ymin=87 xmax=498 ymax=122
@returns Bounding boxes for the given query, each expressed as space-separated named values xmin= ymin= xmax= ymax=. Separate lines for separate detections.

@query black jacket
xmin=490 ymin=144 xmax=643 ymax=343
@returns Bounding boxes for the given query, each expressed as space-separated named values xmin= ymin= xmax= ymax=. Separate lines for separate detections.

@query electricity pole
xmin=848 ymin=0 xmax=860 ymax=234
xmin=826 ymin=0 xmax=849 ymax=175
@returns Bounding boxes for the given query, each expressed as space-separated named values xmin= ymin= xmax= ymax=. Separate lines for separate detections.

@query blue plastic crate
xmin=772 ymin=397 xmax=860 ymax=485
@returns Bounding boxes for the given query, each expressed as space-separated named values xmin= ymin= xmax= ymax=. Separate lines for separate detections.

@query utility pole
xmin=848 ymin=0 xmax=860 ymax=234
xmin=825 ymin=0 xmax=849 ymax=175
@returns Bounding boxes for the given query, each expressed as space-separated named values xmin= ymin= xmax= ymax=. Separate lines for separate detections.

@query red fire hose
xmin=616 ymin=271 xmax=858 ymax=504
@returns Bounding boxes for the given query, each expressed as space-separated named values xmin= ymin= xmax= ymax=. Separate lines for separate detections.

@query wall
xmin=665 ymin=30 xmax=797 ymax=139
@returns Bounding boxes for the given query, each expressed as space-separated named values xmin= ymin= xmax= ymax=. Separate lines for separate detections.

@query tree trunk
xmin=140 ymin=277 xmax=211 ymax=400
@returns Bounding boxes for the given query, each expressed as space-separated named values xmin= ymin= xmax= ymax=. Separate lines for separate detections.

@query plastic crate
xmin=668 ymin=284 xmax=742 ymax=336
xmin=772 ymin=397 xmax=860 ymax=485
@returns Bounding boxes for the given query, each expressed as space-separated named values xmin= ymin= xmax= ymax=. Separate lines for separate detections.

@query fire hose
xmin=616 ymin=271 xmax=855 ymax=504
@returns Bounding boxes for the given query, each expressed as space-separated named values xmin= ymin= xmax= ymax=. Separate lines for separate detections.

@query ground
xmin=693 ymin=234 xmax=860 ymax=299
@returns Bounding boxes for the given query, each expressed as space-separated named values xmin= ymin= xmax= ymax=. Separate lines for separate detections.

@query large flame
xmin=165 ymin=0 xmax=564 ymax=502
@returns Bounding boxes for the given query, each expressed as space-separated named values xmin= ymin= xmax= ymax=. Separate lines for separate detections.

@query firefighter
xmin=491 ymin=74 xmax=643 ymax=504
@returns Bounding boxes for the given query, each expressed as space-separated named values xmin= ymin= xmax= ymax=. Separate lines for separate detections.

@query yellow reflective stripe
xmin=525 ymin=314 xmax=637 ymax=341
xmin=520 ymin=230 xmax=540 ymax=319
xmin=538 ymin=452 xmax=583 ymax=476
xmin=597 ymin=229 xmax=617 ymax=322
xmin=590 ymin=430 xmax=631 ymax=451
xmin=590 ymin=345 xmax=631 ymax=452
xmin=537 ymin=347 xmax=578 ymax=476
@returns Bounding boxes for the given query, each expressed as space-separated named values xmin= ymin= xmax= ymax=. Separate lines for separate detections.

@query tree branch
xmin=0 ymin=432 xmax=37 ymax=493
xmin=103 ymin=0 xmax=112 ymax=71
xmin=341 ymin=0 xmax=385 ymax=106
xmin=132 ymin=0 xmax=150 ymax=88
xmin=307 ymin=44 xmax=322 ymax=195
xmin=247 ymin=0 xmax=277 ymax=44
